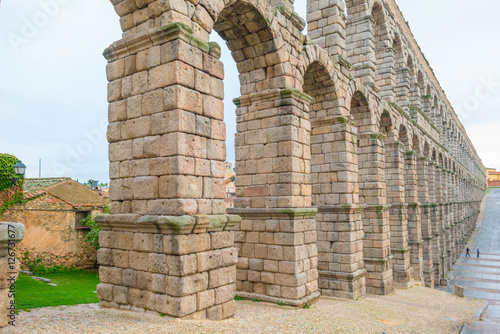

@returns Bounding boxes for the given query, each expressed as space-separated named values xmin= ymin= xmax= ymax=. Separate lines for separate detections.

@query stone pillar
xmin=385 ymin=138 xmax=413 ymax=288
xmin=409 ymin=74 xmax=420 ymax=109
xmin=307 ymin=0 xmax=347 ymax=58
xmin=429 ymin=162 xmax=443 ymax=285
xmin=359 ymin=132 xmax=393 ymax=295
xmin=451 ymin=173 xmax=458 ymax=263
xmin=378 ymin=46 xmax=396 ymax=102
xmin=440 ymin=167 xmax=450 ymax=282
xmin=231 ymin=208 xmax=319 ymax=306
xmin=458 ymin=176 xmax=466 ymax=250
xmin=405 ymin=151 xmax=423 ymax=283
xmin=99 ymin=23 xmax=240 ymax=320
xmin=395 ymin=67 xmax=410 ymax=111
xmin=316 ymin=205 xmax=365 ymax=300
xmin=418 ymin=156 xmax=434 ymax=288
xmin=97 ymin=214 xmax=239 ymax=319
xmin=443 ymin=169 xmax=452 ymax=272
xmin=0 ymin=222 xmax=25 ymax=333
xmin=346 ymin=15 xmax=376 ymax=85
xmin=312 ymin=118 xmax=366 ymax=300
xmin=422 ymin=96 xmax=431 ymax=119
xmin=230 ymin=89 xmax=320 ymax=307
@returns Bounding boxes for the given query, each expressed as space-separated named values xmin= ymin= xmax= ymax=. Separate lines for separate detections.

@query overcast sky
xmin=0 ymin=0 xmax=498 ymax=182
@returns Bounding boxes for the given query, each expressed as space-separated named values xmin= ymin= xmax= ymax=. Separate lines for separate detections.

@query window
xmin=75 ymin=211 xmax=91 ymax=230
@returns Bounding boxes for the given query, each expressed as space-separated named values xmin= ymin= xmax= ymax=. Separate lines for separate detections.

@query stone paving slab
xmin=442 ymin=189 xmax=500 ymax=333
xmin=14 ymin=286 xmax=483 ymax=334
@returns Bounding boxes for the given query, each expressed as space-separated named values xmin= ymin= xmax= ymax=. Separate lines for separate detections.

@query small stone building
xmin=486 ymin=168 xmax=500 ymax=187
xmin=2 ymin=178 xmax=110 ymax=268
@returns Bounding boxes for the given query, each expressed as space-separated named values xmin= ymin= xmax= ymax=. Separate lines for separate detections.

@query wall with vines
xmin=0 ymin=153 xmax=25 ymax=218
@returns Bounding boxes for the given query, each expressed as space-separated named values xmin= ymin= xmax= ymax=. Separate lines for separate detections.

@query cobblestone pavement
xmin=441 ymin=188 xmax=500 ymax=333
xmin=15 ymin=286 xmax=482 ymax=334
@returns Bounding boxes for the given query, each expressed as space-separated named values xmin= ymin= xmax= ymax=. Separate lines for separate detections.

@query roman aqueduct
xmin=96 ymin=0 xmax=487 ymax=319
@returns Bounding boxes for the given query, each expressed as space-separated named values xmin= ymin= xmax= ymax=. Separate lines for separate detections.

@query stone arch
xmin=394 ymin=51 xmax=415 ymax=110
xmin=301 ymin=44 xmax=340 ymax=120
xmin=384 ymin=121 xmax=414 ymax=286
xmin=303 ymin=45 xmax=342 ymax=207
xmin=303 ymin=47 xmax=367 ymax=300
xmin=350 ymin=89 xmax=394 ymax=295
xmin=432 ymin=95 xmax=439 ymax=125
xmin=102 ymin=0 xmax=326 ymax=316
xmin=422 ymin=83 xmax=432 ymax=116
xmin=398 ymin=123 xmax=410 ymax=147
xmin=412 ymin=133 xmax=420 ymax=153
xmin=214 ymin=0 xmax=292 ymax=93
xmin=350 ymin=90 xmax=376 ymax=135
xmin=379 ymin=110 xmax=394 ymax=135
xmin=423 ymin=141 xmax=430 ymax=158
xmin=416 ymin=70 xmax=425 ymax=108
xmin=372 ymin=1 xmax=390 ymax=90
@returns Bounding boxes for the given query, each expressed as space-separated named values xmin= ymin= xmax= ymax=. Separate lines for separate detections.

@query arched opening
xmin=304 ymin=57 xmax=365 ymax=299
xmin=213 ymin=0 xmax=321 ymax=306
xmin=385 ymin=123 xmax=413 ymax=286
xmin=351 ymin=92 xmax=393 ymax=295
xmin=415 ymin=70 xmax=424 ymax=111
xmin=372 ymin=2 xmax=389 ymax=90
xmin=407 ymin=133 xmax=423 ymax=282
xmin=419 ymin=140 xmax=434 ymax=287
xmin=379 ymin=33 xmax=403 ymax=101
xmin=395 ymin=51 xmax=414 ymax=111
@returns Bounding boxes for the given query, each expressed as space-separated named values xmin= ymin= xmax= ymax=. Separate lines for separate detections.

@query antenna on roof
xmin=39 ymin=158 xmax=41 ymax=178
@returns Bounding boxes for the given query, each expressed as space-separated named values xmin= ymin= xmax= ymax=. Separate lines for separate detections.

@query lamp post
xmin=12 ymin=161 xmax=26 ymax=185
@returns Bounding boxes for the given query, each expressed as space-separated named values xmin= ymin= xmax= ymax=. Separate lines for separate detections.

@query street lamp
xmin=12 ymin=161 xmax=26 ymax=185
xmin=13 ymin=161 xmax=26 ymax=177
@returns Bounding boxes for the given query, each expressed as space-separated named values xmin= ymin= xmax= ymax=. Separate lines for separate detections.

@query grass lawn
xmin=15 ymin=270 xmax=100 ymax=310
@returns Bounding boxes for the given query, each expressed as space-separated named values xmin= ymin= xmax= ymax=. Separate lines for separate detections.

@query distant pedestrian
xmin=477 ymin=248 xmax=480 ymax=258
xmin=466 ymin=247 xmax=471 ymax=258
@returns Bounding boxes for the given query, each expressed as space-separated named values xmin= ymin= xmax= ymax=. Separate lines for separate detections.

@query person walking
xmin=466 ymin=247 xmax=471 ymax=258
xmin=477 ymin=248 xmax=480 ymax=258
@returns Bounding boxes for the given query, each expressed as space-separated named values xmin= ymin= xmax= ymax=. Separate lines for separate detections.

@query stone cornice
xmin=227 ymin=207 xmax=317 ymax=219
xmin=103 ymin=22 xmax=220 ymax=63
xmin=95 ymin=213 xmax=241 ymax=234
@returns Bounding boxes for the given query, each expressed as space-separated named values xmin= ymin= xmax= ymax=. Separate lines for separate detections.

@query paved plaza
xmin=443 ymin=188 xmax=500 ymax=332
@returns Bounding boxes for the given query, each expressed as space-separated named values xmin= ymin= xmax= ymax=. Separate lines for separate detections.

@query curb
xmin=459 ymin=299 xmax=488 ymax=334
xmin=473 ymin=300 xmax=488 ymax=321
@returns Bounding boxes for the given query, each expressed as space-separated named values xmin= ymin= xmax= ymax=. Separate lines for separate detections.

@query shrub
xmin=80 ymin=215 xmax=100 ymax=250
xmin=80 ymin=206 xmax=108 ymax=250
xmin=22 ymin=251 xmax=79 ymax=276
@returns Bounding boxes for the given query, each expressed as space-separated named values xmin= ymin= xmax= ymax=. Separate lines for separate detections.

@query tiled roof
xmin=24 ymin=190 xmax=46 ymax=200
xmin=23 ymin=177 xmax=69 ymax=195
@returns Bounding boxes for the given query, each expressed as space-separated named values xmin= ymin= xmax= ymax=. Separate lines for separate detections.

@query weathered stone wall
xmin=2 ymin=195 xmax=104 ymax=268
xmin=99 ymin=0 xmax=487 ymax=318
xmin=96 ymin=213 xmax=240 ymax=319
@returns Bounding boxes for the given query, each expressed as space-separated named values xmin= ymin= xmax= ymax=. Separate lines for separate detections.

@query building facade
xmin=486 ymin=168 xmax=500 ymax=187
xmin=3 ymin=178 xmax=109 ymax=268
xmin=97 ymin=0 xmax=487 ymax=319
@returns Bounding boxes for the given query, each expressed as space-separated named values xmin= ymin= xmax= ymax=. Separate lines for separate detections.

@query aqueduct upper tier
xmin=97 ymin=0 xmax=487 ymax=318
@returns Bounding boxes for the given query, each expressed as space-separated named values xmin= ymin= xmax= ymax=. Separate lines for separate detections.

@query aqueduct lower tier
xmin=96 ymin=0 xmax=487 ymax=319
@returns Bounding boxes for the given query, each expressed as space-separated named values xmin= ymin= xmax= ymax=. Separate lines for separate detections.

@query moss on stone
xmin=337 ymin=116 xmax=349 ymax=124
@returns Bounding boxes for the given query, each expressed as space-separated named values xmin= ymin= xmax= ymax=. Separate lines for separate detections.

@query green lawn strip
xmin=15 ymin=271 xmax=100 ymax=310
